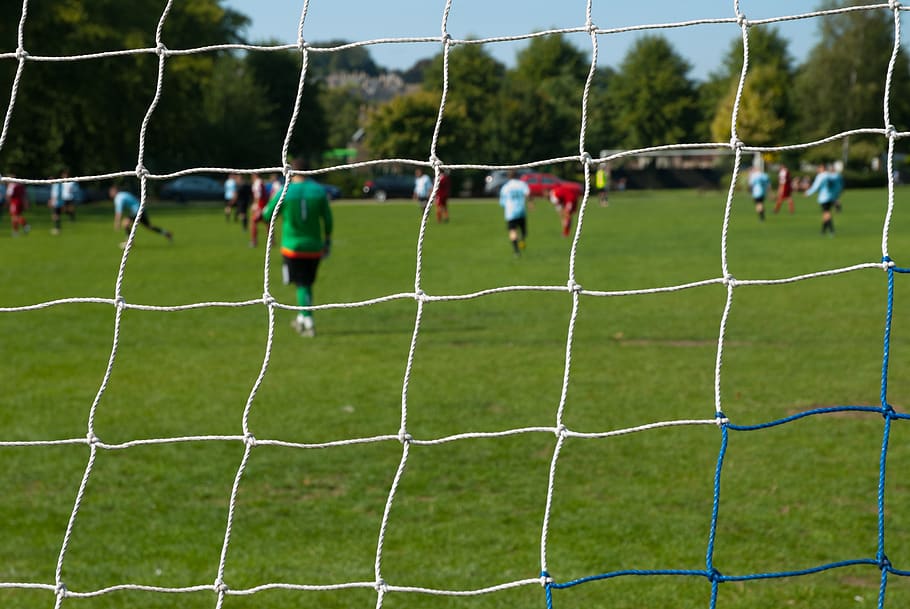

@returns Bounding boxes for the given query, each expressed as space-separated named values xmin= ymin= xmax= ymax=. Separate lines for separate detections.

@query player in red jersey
xmin=5 ymin=174 xmax=31 ymax=236
xmin=435 ymin=170 xmax=451 ymax=224
xmin=549 ymin=182 xmax=581 ymax=238
xmin=774 ymin=164 xmax=795 ymax=214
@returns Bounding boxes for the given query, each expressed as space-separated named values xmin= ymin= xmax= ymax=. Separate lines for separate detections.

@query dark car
xmin=520 ymin=172 xmax=583 ymax=199
xmin=362 ymin=174 xmax=416 ymax=201
xmin=159 ymin=175 xmax=225 ymax=202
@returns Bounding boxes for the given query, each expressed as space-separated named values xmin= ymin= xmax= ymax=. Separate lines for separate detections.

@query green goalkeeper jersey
xmin=263 ymin=179 xmax=333 ymax=255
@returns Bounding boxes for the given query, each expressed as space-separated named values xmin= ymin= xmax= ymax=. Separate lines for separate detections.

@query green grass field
xmin=2 ymin=187 xmax=910 ymax=609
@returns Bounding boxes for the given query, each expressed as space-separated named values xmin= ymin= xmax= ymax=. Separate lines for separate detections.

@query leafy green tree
xmin=605 ymin=35 xmax=700 ymax=149
xmin=699 ymin=26 xmax=795 ymax=143
xmin=493 ymin=34 xmax=590 ymax=165
xmin=243 ymin=45 xmax=327 ymax=163
xmin=794 ymin=0 xmax=910 ymax=165
xmin=306 ymin=39 xmax=380 ymax=78
xmin=422 ymin=44 xmax=505 ymax=163
xmin=319 ymin=85 xmax=364 ymax=151
xmin=0 ymin=0 xmax=249 ymax=175
xmin=364 ymin=90 xmax=468 ymax=162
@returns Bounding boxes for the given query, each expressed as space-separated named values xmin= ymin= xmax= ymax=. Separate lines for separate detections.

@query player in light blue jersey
xmin=48 ymin=180 xmax=63 ymax=235
xmin=829 ymin=164 xmax=845 ymax=213
xmin=748 ymin=166 xmax=771 ymax=221
xmin=110 ymin=183 xmax=172 ymax=248
xmin=805 ymin=164 xmax=836 ymax=235
xmin=499 ymin=171 xmax=530 ymax=256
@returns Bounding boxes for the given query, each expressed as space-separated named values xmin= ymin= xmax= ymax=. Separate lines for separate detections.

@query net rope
xmin=0 ymin=1 xmax=908 ymax=607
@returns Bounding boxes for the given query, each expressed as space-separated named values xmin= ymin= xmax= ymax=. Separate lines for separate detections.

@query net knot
xmin=262 ymin=292 xmax=276 ymax=306
xmin=580 ymin=151 xmax=593 ymax=166
xmin=567 ymin=279 xmax=582 ymax=293
xmin=55 ymin=582 xmax=67 ymax=599
xmin=135 ymin=164 xmax=150 ymax=179
xmin=723 ymin=274 xmax=737 ymax=287
xmin=415 ymin=289 xmax=428 ymax=303
xmin=555 ymin=424 xmax=568 ymax=439
xmin=441 ymin=32 xmax=452 ymax=44
xmin=214 ymin=578 xmax=229 ymax=594
xmin=882 ymin=257 xmax=895 ymax=270
xmin=114 ymin=296 xmax=127 ymax=310
xmin=540 ymin=570 xmax=553 ymax=585
xmin=375 ymin=578 xmax=389 ymax=593
xmin=297 ymin=37 xmax=308 ymax=52
xmin=86 ymin=432 xmax=100 ymax=446
xmin=707 ymin=567 xmax=723 ymax=583
xmin=15 ymin=47 xmax=28 ymax=61
xmin=429 ymin=155 xmax=442 ymax=169
xmin=715 ymin=411 xmax=729 ymax=426
xmin=879 ymin=554 xmax=892 ymax=569
xmin=885 ymin=124 xmax=898 ymax=139
xmin=398 ymin=430 xmax=412 ymax=444
xmin=736 ymin=13 xmax=748 ymax=28
xmin=729 ymin=137 xmax=742 ymax=151
xmin=155 ymin=43 xmax=169 ymax=57
xmin=244 ymin=433 xmax=257 ymax=448
xmin=889 ymin=0 xmax=901 ymax=11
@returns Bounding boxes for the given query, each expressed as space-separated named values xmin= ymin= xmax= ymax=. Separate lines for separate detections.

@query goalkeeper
xmin=262 ymin=158 xmax=333 ymax=337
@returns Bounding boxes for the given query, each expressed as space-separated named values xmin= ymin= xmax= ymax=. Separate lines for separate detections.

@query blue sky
xmin=222 ymin=0 xmax=843 ymax=81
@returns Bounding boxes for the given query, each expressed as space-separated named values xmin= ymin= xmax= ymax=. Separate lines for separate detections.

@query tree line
xmin=1 ymin=0 xmax=907 ymax=183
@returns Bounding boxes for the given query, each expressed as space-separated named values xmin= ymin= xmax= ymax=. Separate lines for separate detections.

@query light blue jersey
xmin=830 ymin=172 xmax=844 ymax=200
xmin=50 ymin=183 xmax=63 ymax=208
xmin=224 ymin=177 xmax=236 ymax=201
xmin=806 ymin=171 xmax=836 ymax=204
xmin=499 ymin=178 xmax=530 ymax=221
xmin=114 ymin=191 xmax=141 ymax=217
xmin=749 ymin=171 xmax=770 ymax=199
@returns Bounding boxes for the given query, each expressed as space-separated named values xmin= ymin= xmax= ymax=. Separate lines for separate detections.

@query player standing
xmin=60 ymin=169 xmax=79 ymax=221
xmin=413 ymin=167 xmax=432 ymax=210
xmin=773 ymin=163 xmax=795 ymax=214
xmin=499 ymin=170 xmax=530 ymax=256
xmin=550 ymin=182 xmax=581 ymax=237
xmin=5 ymin=174 xmax=30 ymax=236
xmin=249 ymin=173 xmax=270 ymax=247
xmin=110 ymin=183 xmax=173 ymax=247
xmin=262 ymin=158 xmax=333 ymax=338
xmin=595 ymin=163 xmax=609 ymax=207
xmin=805 ymin=164 xmax=836 ymax=236
xmin=748 ymin=165 xmax=770 ymax=221
xmin=223 ymin=173 xmax=237 ymax=222
xmin=49 ymin=179 xmax=63 ymax=235
xmin=435 ymin=170 xmax=451 ymax=223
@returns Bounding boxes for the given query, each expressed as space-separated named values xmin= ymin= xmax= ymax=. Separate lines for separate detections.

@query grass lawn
xmin=1 ymin=187 xmax=910 ymax=609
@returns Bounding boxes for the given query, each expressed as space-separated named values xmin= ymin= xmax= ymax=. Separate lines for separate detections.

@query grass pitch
xmin=1 ymin=187 xmax=910 ymax=609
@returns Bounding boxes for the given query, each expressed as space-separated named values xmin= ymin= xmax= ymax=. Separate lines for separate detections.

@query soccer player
xmin=110 ymin=183 xmax=173 ymax=247
xmin=223 ymin=173 xmax=237 ymax=222
xmin=805 ymin=164 xmax=836 ymax=235
xmin=595 ymin=163 xmax=609 ymax=207
xmin=413 ymin=167 xmax=432 ymax=209
xmin=550 ymin=181 xmax=581 ymax=237
xmin=48 ymin=178 xmax=63 ymax=235
xmin=249 ymin=173 xmax=270 ymax=248
xmin=748 ymin=165 xmax=770 ymax=221
xmin=235 ymin=173 xmax=253 ymax=231
xmin=262 ymin=158 xmax=333 ymax=338
xmin=435 ymin=170 xmax=451 ymax=223
xmin=499 ymin=170 xmax=530 ymax=256
xmin=60 ymin=169 xmax=79 ymax=221
xmin=5 ymin=174 xmax=30 ymax=236
xmin=774 ymin=163 xmax=795 ymax=214
xmin=829 ymin=164 xmax=845 ymax=212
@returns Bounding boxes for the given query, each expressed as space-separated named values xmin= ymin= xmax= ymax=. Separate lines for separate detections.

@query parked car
xmin=520 ymin=172 xmax=583 ymax=198
xmin=362 ymin=174 xmax=416 ymax=201
xmin=159 ymin=175 xmax=225 ymax=202
xmin=483 ymin=169 xmax=531 ymax=196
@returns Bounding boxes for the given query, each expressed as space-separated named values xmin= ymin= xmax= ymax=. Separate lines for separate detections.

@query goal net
xmin=1 ymin=1 xmax=908 ymax=608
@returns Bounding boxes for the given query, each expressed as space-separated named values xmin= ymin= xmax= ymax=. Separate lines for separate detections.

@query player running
xmin=550 ymin=181 xmax=581 ymax=238
xmin=499 ymin=170 xmax=530 ymax=256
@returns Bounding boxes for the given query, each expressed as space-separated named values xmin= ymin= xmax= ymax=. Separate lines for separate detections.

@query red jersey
xmin=6 ymin=182 xmax=26 ymax=215
xmin=550 ymin=183 xmax=580 ymax=213
xmin=778 ymin=167 xmax=792 ymax=197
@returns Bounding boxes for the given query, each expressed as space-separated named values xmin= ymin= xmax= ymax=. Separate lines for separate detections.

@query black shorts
xmin=820 ymin=202 xmax=833 ymax=212
xmin=506 ymin=217 xmax=527 ymax=233
xmin=753 ymin=196 xmax=765 ymax=204
xmin=283 ymin=256 xmax=320 ymax=287
xmin=129 ymin=213 xmax=152 ymax=227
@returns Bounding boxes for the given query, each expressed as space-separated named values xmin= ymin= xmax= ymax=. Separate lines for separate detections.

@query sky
xmin=221 ymin=0 xmax=842 ymax=81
